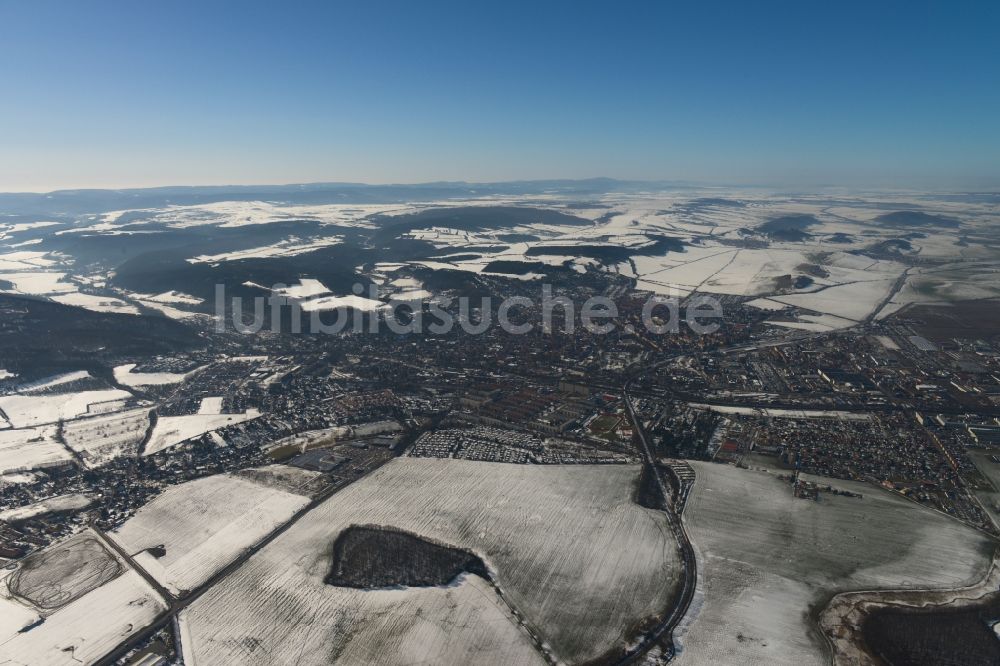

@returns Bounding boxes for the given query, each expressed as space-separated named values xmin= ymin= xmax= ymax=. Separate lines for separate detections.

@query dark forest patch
xmin=862 ymin=597 xmax=1000 ymax=665
xmin=758 ymin=215 xmax=818 ymax=241
xmin=0 ymin=294 xmax=201 ymax=371
xmin=482 ymin=260 xmax=564 ymax=275
xmin=796 ymin=263 xmax=830 ymax=278
xmin=525 ymin=235 xmax=684 ymax=264
xmin=325 ymin=525 xmax=489 ymax=588
xmin=633 ymin=464 xmax=668 ymax=510
xmin=874 ymin=211 xmax=960 ymax=228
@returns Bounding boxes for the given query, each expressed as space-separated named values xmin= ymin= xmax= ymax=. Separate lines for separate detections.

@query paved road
xmin=93 ymin=470 xmax=368 ymax=666
xmin=617 ymin=383 xmax=698 ymax=664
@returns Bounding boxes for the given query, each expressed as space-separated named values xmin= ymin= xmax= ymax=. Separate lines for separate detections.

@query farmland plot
xmin=0 ymin=425 xmax=73 ymax=473
xmin=0 ymin=388 xmax=132 ymax=428
xmin=674 ymin=462 xmax=993 ymax=666
xmin=110 ymin=470 xmax=312 ymax=595
xmin=0 ymin=493 xmax=94 ymax=523
xmin=180 ymin=458 xmax=678 ymax=665
xmin=0 ymin=530 xmax=167 ymax=666
xmin=113 ymin=362 xmax=194 ymax=387
xmin=62 ymin=407 xmax=150 ymax=467
xmin=143 ymin=408 xmax=261 ymax=455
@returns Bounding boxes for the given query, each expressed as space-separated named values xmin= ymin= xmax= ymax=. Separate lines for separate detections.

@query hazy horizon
xmin=2 ymin=1 xmax=998 ymax=193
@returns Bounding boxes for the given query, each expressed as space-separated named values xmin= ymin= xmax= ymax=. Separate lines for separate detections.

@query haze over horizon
xmin=2 ymin=0 xmax=998 ymax=192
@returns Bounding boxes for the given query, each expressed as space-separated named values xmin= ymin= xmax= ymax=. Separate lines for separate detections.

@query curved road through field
xmin=618 ymin=381 xmax=697 ymax=664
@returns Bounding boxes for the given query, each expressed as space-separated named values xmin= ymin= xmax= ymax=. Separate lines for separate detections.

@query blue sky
xmin=0 ymin=0 xmax=997 ymax=191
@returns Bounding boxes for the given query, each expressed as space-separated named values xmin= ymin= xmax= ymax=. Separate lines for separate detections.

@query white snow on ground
xmin=96 ymin=200 xmax=414 ymax=230
xmin=298 ymin=293 xmax=388 ymax=312
xmin=0 ymin=591 xmax=39 ymax=637
xmin=187 ymin=236 xmax=343 ymax=263
xmin=350 ymin=420 xmax=402 ymax=437
xmin=0 ymin=567 xmax=166 ymax=666
xmin=0 ymin=271 xmax=76 ymax=295
xmin=0 ymin=426 xmax=72 ymax=473
xmin=745 ymin=297 xmax=791 ymax=311
xmin=768 ymin=278 xmax=899 ymax=323
xmin=0 ymin=221 xmax=59 ymax=240
xmin=180 ymin=458 xmax=678 ymax=665
xmin=390 ymin=288 xmax=433 ymax=301
xmin=687 ymin=404 xmax=872 ymax=420
xmin=0 ymin=250 xmax=59 ymax=269
xmin=674 ymin=462 xmax=994 ymax=666
xmin=12 ymin=370 xmax=91 ymax=393
xmin=145 ymin=290 xmax=204 ymax=305
xmin=143 ymin=409 xmax=261 ymax=455
xmin=0 ymin=389 xmax=132 ymax=428
xmin=113 ymin=363 xmax=193 ymax=387
xmin=62 ymin=408 xmax=151 ymax=468
xmin=111 ymin=472 xmax=311 ymax=596
xmin=50 ymin=291 xmax=141 ymax=315
xmin=136 ymin=298 xmax=208 ymax=320
xmin=0 ymin=472 xmax=38 ymax=485
xmin=0 ymin=493 xmax=94 ymax=522
xmin=275 ymin=278 xmax=330 ymax=299
xmin=180 ymin=572 xmax=543 ymax=666
xmin=198 ymin=397 xmax=224 ymax=414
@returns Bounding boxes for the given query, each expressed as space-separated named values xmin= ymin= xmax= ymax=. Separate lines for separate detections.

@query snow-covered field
xmin=0 ymin=271 xmax=75 ymax=295
xmin=0 ymin=426 xmax=73 ymax=473
xmin=674 ymin=462 xmax=994 ymax=666
xmin=0 ymin=493 xmax=93 ymax=522
xmin=111 ymin=470 xmax=312 ymax=595
xmin=687 ymin=404 xmax=872 ymax=420
xmin=50 ymin=292 xmax=140 ymax=315
xmin=179 ymin=573 xmax=545 ymax=666
xmin=11 ymin=370 xmax=91 ymax=393
xmin=113 ymin=363 xmax=195 ymax=387
xmin=197 ymin=396 xmax=224 ymax=414
xmin=62 ymin=407 xmax=151 ymax=467
xmin=188 ymin=236 xmax=343 ymax=263
xmin=180 ymin=458 xmax=678 ymax=665
xmin=143 ymin=408 xmax=261 ymax=455
xmin=0 ymin=388 xmax=132 ymax=428
xmin=0 ymin=530 xmax=167 ymax=666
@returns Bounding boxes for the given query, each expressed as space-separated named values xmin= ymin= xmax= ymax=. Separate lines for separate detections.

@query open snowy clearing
xmin=188 ymin=236 xmax=343 ymax=263
xmin=687 ymin=404 xmax=872 ymax=420
xmin=113 ymin=363 xmax=196 ymax=387
xmin=0 ymin=566 xmax=165 ymax=666
xmin=180 ymin=458 xmax=678 ymax=665
xmin=143 ymin=409 xmax=261 ymax=455
xmin=197 ymin=397 xmax=224 ymax=414
xmin=62 ymin=407 xmax=151 ymax=468
xmin=50 ymin=291 xmax=140 ymax=315
xmin=0 ymin=271 xmax=76 ymax=296
xmin=0 ymin=426 xmax=73 ymax=473
xmin=111 ymin=471 xmax=312 ymax=595
xmin=674 ymin=462 xmax=994 ymax=666
xmin=0 ymin=389 xmax=132 ymax=428
xmin=769 ymin=278 xmax=899 ymax=323
xmin=298 ymin=293 xmax=388 ymax=312
xmin=180 ymin=571 xmax=544 ymax=666
xmin=11 ymin=371 xmax=92 ymax=394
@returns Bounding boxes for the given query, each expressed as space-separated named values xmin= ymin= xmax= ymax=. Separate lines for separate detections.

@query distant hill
xmin=0 ymin=178 xmax=693 ymax=216
xmin=758 ymin=214 xmax=818 ymax=241
xmin=874 ymin=211 xmax=959 ymax=228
